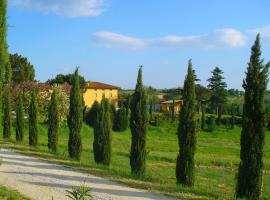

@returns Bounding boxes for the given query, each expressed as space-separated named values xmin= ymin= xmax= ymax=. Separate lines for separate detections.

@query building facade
xmin=83 ymin=82 xmax=119 ymax=108
xmin=160 ymin=100 xmax=183 ymax=113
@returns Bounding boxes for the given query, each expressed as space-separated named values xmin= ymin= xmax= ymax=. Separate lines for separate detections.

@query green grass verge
xmin=0 ymin=122 xmax=270 ymax=200
xmin=0 ymin=186 xmax=30 ymax=200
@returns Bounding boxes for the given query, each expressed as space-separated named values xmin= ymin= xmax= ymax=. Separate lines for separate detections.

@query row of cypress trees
xmin=1 ymin=0 xmax=269 ymax=197
xmin=175 ymin=35 xmax=270 ymax=200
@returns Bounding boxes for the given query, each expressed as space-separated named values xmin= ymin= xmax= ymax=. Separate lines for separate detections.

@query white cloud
xmin=93 ymin=32 xmax=147 ymax=50
xmin=93 ymin=28 xmax=247 ymax=50
xmin=210 ymin=29 xmax=247 ymax=48
xmin=9 ymin=0 xmax=105 ymax=17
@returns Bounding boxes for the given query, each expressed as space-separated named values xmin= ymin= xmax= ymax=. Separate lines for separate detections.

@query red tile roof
xmin=87 ymin=82 xmax=120 ymax=90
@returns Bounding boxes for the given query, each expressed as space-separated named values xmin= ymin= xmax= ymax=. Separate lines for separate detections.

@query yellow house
xmin=160 ymin=100 xmax=183 ymax=113
xmin=83 ymin=81 xmax=120 ymax=108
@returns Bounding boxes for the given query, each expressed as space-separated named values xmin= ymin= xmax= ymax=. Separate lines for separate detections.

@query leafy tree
xmin=176 ymin=60 xmax=196 ymax=186
xmin=29 ymin=91 xmax=38 ymax=146
xmin=68 ymin=68 xmax=83 ymax=160
xmin=84 ymin=101 xmax=99 ymax=127
xmin=48 ymin=89 xmax=59 ymax=153
xmin=236 ymin=34 xmax=270 ymax=199
xmin=130 ymin=66 xmax=149 ymax=175
xmin=207 ymin=67 xmax=227 ymax=124
xmin=9 ymin=53 xmax=35 ymax=83
xmin=47 ymin=73 xmax=86 ymax=89
xmin=93 ymin=98 xmax=112 ymax=165
xmin=2 ymin=62 xmax=12 ymax=139
xmin=113 ymin=104 xmax=129 ymax=132
xmin=0 ymin=0 xmax=9 ymax=133
xmin=16 ymin=92 xmax=24 ymax=142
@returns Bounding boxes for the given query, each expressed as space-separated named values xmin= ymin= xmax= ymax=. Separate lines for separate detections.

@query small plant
xmin=66 ymin=182 xmax=92 ymax=200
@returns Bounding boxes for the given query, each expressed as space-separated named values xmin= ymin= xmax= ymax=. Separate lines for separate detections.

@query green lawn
xmin=0 ymin=186 xmax=30 ymax=200
xmin=1 ymin=122 xmax=270 ymax=200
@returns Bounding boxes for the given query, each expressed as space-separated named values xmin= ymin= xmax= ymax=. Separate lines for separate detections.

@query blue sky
xmin=7 ymin=0 xmax=270 ymax=89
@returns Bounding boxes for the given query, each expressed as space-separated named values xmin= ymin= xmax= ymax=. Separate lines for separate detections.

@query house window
xmin=94 ymin=93 xmax=97 ymax=98
xmin=110 ymin=93 xmax=113 ymax=98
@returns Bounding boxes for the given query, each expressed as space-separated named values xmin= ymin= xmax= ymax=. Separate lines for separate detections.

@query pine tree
xmin=207 ymin=67 xmax=227 ymax=124
xmin=48 ymin=89 xmax=59 ymax=153
xmin=236 ymin=34 xmax=270 ymax=199
xmin=29 ymin=91 xmax=38 ymax=146
xmin=176 ymin=60 xmax=196 ymax=186
xmin=68 ymin=68 xmax=83 ymax=160
xmin=16 ymin=92 xmax=24 ymax=142
xmin=0 ymin=0 xmax=8 ymax=126
xmin=93 ymin=98 xmax=112 ymax=165
xmin=113 ymin=104 xmax=128 ymax=132
xmin=130 ymin=66 xmax=149 ymax=175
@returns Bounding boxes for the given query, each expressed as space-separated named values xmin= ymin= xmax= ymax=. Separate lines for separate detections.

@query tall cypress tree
xmin=16 ymin=92 xmax=24 ymax=142
xmin=236 ymin=34 xmax=270 ymax=199
xmin=201 ymin=102 xmax=205 ymax=130
xmin=29 ymin=91 xmax=38 ymax=146
xmin=176 ymin=60 xmax=196 ymax=186
xmin=68 ymin=68 xmax=83 ymax=160
xmin=0 ymin=0 xmax=8 ymax=125
xmin=48 ymin=89 xmax=59 ymax=153
xmin=130 ymin=66 xmax=149 ymax=175
xmin=3 ymin=57 xmax=12 ymax=138
xmin=93 ymin=98 xmax=112 ymax=165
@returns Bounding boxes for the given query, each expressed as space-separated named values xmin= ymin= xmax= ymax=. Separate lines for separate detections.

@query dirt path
xmin=0 ymin=149 xmax=179 ymax=200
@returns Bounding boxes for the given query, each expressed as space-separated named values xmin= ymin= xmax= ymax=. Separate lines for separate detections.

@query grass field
xmin=0 ymin=121 xmax=270 ymax=200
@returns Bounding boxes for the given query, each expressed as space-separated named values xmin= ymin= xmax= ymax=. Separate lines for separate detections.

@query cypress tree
xmin=236 ymin=34 xmax=270 ymax=199
xmin=16 ymin=92 xmax=24 ymax=142
xmin=2 ymin=64 xmax=11 ymax=139
xmin=85 ymin=101 xmax=99 ymax=127
xmin=130 ymin=66 xmax=149 ymax=175
xmin=48 ymin=89 xmax=59 ymax=153
xmin=29 ymin=91 xmax=38 ymax=146
xmin=68 ymin=68 xmax=83 ymax=160
xmin=201 ymin=102 xmax=205 ymax=130
xmin=93 ymin=98 xmax=112 ymax=165
xmin=0 ymin=0 xmax=8 ymax=125
xmin=113 ymin=104 xmax=128 ymax=132
xmin=176 ymin=60 xmax=196 ymax=186
xmin=171 ymin=98 xmax=175 ymax=123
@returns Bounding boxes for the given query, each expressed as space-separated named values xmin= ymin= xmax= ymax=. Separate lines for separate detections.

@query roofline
xmin=86 ymin=81 xmax=120 ymax=89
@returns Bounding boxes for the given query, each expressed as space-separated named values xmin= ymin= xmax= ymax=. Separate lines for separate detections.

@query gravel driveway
xmin=0 ymin=149 xmax=179 ymax=200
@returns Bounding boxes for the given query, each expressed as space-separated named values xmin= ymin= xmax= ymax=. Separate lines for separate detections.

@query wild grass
xmin=0 ymin=121 xmax=270 ymax=200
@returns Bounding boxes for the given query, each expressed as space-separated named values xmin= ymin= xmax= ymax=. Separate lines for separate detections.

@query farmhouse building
xmin=83 ymin=81 xmax=120 ymax=108
xmin=160 ymin=100 xmax=183 ymax=113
